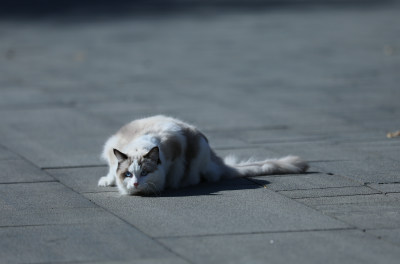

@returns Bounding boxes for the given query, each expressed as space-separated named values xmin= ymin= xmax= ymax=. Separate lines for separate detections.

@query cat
xmin=98 ymin=115 xmax=308 ymax=195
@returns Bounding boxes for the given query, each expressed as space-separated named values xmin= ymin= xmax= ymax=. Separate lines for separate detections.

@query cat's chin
xmin=123 ymin=187 xmax=141 ymax=196
xmin=124 ymin=186 xmax=154 ymax=196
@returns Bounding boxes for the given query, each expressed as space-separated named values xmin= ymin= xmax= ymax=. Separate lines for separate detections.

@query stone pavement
xmin=1 ymin=1 xmax=400 ymax=263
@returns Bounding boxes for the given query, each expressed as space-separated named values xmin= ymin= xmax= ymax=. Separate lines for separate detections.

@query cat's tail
xmin=223 ymin=155 xmax=309 ymax=177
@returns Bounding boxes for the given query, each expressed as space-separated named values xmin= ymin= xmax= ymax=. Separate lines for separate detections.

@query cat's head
xmin=113 ymin=146 xmax=163 ymax=195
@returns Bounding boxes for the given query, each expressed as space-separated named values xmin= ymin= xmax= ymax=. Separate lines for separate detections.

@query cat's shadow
xmin=150 ymin=178 xmax=271 ymax=197
xmin=148 ymin=171 xmax=319 ymax=197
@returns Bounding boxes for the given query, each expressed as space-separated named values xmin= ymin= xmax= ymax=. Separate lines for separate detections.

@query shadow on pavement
xmin=1 ymin=0 xmax=395 ymax=19
xmin=157 ymin=178 xmax=271 ymax=197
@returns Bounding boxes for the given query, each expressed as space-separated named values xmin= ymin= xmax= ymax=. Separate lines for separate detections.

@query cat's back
xmin=117 ymin=115 xmax=188 ymax=139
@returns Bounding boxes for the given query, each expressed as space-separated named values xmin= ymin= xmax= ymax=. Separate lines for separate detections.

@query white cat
xmin=98 ymin=115 xmax=308 ymax=195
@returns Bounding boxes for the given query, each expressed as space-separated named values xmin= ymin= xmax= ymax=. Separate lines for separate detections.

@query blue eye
xmin=140 ymin=170 xmax=148 ymax=176
xmin=125 ymin=171 xmax=132 ymax=177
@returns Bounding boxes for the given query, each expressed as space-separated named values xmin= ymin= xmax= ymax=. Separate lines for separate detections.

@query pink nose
xmin=134 ymin=183 xmax=139 ymax=187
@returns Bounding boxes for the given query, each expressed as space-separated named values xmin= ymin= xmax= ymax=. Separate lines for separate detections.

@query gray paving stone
xmin=368 ymin=229 xmax=400 ymax=247
xmin=61 ymin=260 xmax=189 ymax=264
xmin=0 ymin=207 xmax=117 ymax=227
xmin=313 ymin=160 xmax=400 ymax=184
xmin=0 ymin=2 xmax=400 ymax=263
xmin=159 ymin=230 xmax=400 ymax=264
xmin=0 ymin=108 xmax=115 ymax=168
xmin=235 ymin=128 xmax=327 ymax=145
xmin=0 ymin=145 xmax=18 ymax=160
xmin=0 ymin=223 xmax=184 ymax=264
xmin=343 ymin=140 xmax=400 ymax=163
xmin=214 ymin=147 xmax=281 ymax=161
xmin=277 ymin=186 xmax=380 ymax=199
xmin=201 ymin=130 xmax=252 ymax=149
xmin=249 ymin=173 xmax=361 ymax=191
xmin=0 ymin=159 xmax=54 ymax=183
xmin=297 ymin=194 xmax=400 ymax=229
xmin=263 ymin=141 xmax=354 ymax=162
xmin=368 ymin=183 xmax=400 ymax=194
xmin=296 ymin=193 xmax=400 ymax=207
xmin=46 ymin=166 xmax=114 ymax=194
xmin=0 ymin=182 xmax=95 ymax=210
xmin=85 ymin=182 xmax=348 ymax=237
xmin=83 ymin=100 xmax=268 ymax=132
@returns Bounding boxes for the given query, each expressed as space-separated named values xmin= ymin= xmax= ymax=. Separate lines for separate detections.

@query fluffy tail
xmin=224 ymin=155 xmax=309 ymax=177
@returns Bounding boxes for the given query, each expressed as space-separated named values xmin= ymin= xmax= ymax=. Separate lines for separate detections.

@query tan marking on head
xmin=116 ymin=158 xmax=132 ymax=183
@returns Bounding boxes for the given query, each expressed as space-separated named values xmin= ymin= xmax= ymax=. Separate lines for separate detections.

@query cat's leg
xmin=98 ymin=163 xmax=117 ymax=186
xmin=98 ymin=136 xmax=118 ymax=187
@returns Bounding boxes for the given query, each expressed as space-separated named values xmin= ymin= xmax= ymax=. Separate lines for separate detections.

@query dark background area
xmin=1 ymin=0 xmax=396 ymax=18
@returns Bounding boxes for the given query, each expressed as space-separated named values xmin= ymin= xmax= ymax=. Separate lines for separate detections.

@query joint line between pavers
xmin=290 ymin=191 xmax=382 ymax=200
xmin=81 ymin=190 xmax=118 ymax=194
xmin=43 ymin=164 xmax=107 ymax=170
xmin=213 ymin=145 xmax=264 ymax=151
xmin=274 ymin=185 xmax=370 ymax=192
xmin=0 ymin=222 xmax=88 ymax=229
xmin=0 ymin=180 xmax=58 ymax=185
xmin=154 ymin=227 xmax=357 ymax=240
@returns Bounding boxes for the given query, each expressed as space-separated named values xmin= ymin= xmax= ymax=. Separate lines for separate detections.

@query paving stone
xmin=0 ymin=108 xmax=115 ymax=168
xmin=249 ymin=173 xmax=361 ymax=191
xmin=61 ymin=259 xmax=189 ymax=264
xmin=0 ymin=145 xmax=18 ymax=160
xmin=1 ymin=2 xmax=400 ymax=264
xmin=263 ymin=141 xmax=354 ymax=162
xmin=313 ymin=160 xmax=400 ymax=184
xmin=82 ymin=99 xmax=267 ymax=132
xmin=296 ymin=193 xmax=400 ymax=207
xmin=214 ymin=147 xmax=281 ymax=161
xmin=235 ymin=128 xmax=327 ymax=145
xmin=159 ymin=230 xmax=400 ymax=264
xmin=46 ymin=166 xmax=113 ymax=194
xmin=367 ymin=229 xmax=400 ymax=247
xmin=0 ymin=159 xmax=54 ymax=183
xmin=0 ymin=207 xmax=116 ymax=227
xmin=386 ymin=193 xmax=400 ymax=200
xmin=0 ymin=223 xmax=184 ymax=264
xmin=368 ymin=183 xmax=400 ymax=194
xmin=297 ymin=194 xmax=400 ymax=229
xmin=201 ymin=130 xmax=251 ymax=150
xmin=0 ymin=182 xmax=95 ymax=210
xmin=353 ymin=140 xmax=400 ymax=162
xmin=7 ymin=136 xmax=108 ymax=168
xmin=85 ymin=182 xmax=348 ymax=237
xmin=277 ymin=186 xmax=380 ymax=199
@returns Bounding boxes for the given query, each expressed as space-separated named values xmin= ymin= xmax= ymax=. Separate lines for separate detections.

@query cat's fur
xmin=98 ymin=115 xmax=308 ymax=195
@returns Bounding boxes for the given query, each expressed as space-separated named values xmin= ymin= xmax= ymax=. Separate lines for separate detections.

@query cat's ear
xmin=144 ymin=146 xmax=161 ymax=164
xmin=113 ymin=148 xmax=128 ymax=163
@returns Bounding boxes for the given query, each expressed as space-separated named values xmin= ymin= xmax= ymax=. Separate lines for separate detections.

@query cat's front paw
xmin=98 ymin=176 xmax=115 ymax=187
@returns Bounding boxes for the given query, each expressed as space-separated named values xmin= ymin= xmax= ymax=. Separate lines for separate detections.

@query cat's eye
xmin=140 ymin=170 xmax=148 ymax=176
xmin=124 ymin=171 xmax=132 ymax=178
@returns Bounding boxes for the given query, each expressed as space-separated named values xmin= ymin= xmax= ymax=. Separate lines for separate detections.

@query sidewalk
xmin=1 ymin=2 xmax=400 ymax=263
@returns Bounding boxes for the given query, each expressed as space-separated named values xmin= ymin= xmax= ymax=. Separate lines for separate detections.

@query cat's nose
xmin=134 ymin=182 xmax=139 ymax=187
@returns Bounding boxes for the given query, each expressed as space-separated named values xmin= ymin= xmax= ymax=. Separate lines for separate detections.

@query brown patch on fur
xmin=140 ymin=158 xmax=159 ymax=174
xmin=160 ymin=135 xmax=182 ymax=161
xmin=144 ymin=147 xmax=160 ymax=164
xmin=181 ymin=128 xmax=207 ymax=181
